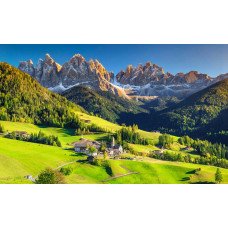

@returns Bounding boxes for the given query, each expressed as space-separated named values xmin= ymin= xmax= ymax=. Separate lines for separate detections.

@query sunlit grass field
xmin=0 ymin=137 xmax=82 ymax=183
xmin=1 ymin=135 xmax=228 ymax=184
xmin=0 ymin=121 xmax=109 ymax=147
xmin=0 ymin=120 xmax=225 ymax=184
xmin=105 ymin=159 xmax=228 ymax=184
xmin=128 ymin=143 xmax=159 ymax=153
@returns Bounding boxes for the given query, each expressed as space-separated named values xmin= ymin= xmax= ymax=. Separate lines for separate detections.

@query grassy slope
xmin=76 ymin=112 xmax=162 ymax=143
xmin=0 ymin=117 xmax=162 ymax=146
xmin=1 ymin=135 xmax=228 ymax=184
xmin=106 ymin=159 xmax=228 ymax=184
xmin=65 ymin=158 xmax=228 ymax=184
xmin=128 ymin=143 xmax=159 ymax=153
xmin=0 ymin=137 xmax=84 ymax=183
xmin=0 ymin=121 xmax=109 ymax=147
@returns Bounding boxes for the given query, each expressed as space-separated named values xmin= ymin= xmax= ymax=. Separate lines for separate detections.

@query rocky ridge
xmin=18 ymin=54 xmax=117 ymax=94
xmin=115 ymin=62 xmax=224 ymax=98
xmin=19 ymin=55 xmax=228 ymax=99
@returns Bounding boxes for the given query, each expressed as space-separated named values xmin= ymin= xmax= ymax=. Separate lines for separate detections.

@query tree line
xmin=178 ymin=135 xmax=228 ymax=159
xmin=9 ymin=130 xmax=62 ymax=147
xmin=112 ymin=125 xmax=150 ymax=145
xmin=150 ymin=150 xmax=228 ymax=169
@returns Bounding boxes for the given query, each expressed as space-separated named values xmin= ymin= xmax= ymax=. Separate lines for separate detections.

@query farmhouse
xmin=72 ymin=137 xmax=101 ymax=156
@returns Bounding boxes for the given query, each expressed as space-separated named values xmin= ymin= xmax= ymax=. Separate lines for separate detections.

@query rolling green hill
xmin=0 ymin=137 xmax=79 ymax=183
xmin=1 ymin=135 xmax=228 ymax=184
xmin=0 ymin=120 xmax=109 ymax=147
xmin=0 ymin=62 xmax=85 ymax=127
xmin=61 ymin=85 xmax=148 ymax=124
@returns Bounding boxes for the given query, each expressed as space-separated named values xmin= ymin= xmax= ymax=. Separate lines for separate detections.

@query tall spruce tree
xmin=215 ymin=168 xmax=223 ymax=184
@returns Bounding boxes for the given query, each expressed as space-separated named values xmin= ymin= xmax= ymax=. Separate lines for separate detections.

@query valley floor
xmin=0 ymin=136 xmax=227 ymax=184
xmin=0 ymin=121 xmax=226 ymax=184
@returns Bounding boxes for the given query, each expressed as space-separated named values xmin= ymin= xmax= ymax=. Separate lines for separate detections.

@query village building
xmin=80 ymin=119 xmax=91 ymax=123
xmin=72 ymin=137 xmax=101 ymax=156
xmin=13 ymin=131 xmax=28 ymax=136
xmin=87 ymin=155 xmax=95 ymax=162
xmin=24 ymin=175 xmax=33 ymax=180
xmin=182 ymin=147 xmax=193 ymax=151
xmin=73 ymin=136 xmax=126 ymax=158
xmin=152 ymin=147 xmax=165 ymax=155
xmin=10 ymin=131 xmax=30 ymax=139
xmin=106 ymin=137 xmax=125 ymax=157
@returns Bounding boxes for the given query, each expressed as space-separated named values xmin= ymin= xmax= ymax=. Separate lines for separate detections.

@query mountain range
xmin=1 ymin=60 xmax=228 ymax=145
xmin=19 ymin=53 xmax=228 ymax=99
xmin=18 ymin=54 xmax=125 ymax=96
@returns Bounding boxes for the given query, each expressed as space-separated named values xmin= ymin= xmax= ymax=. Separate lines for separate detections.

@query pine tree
xmin=215 ymin=168 xmax=223 ymax=184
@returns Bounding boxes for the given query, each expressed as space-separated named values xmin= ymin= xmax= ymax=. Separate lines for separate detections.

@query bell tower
xmin=111 ymin=137 xmax=115 ymax=148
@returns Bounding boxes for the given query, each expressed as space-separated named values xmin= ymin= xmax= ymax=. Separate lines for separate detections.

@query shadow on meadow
xmin=38 ymin=126 xmax=75 ymax=136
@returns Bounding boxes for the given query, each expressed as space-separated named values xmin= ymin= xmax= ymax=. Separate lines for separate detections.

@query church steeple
xmin=111 ymin=137 xmax=115 ymax=148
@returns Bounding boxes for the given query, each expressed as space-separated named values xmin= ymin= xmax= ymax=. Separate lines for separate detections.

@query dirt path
xmin=30 ymin=160 xmax=77 ymax=183
xmin=120 ymin=165 xmax=131 ymax=172
xmin=102 ymin=172 xmax=138 ymax=183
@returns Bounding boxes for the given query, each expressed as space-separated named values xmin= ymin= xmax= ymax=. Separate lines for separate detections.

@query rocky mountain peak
xmin=175 ymin=72 xmax=185 ymax=76
xmin=137 ymin=63 xmax=143 ymax=71
xmin=145 ymin=61 xmax=152 ymax=67
xmin=18 ymin=60 xmax=35 ymax=76
xmin=44 ymin=54 xmax=53 ymax=63
xmin=27 ymin=59 xmax=34 ymax=65
xmin=19 ymin=53 xmax=118 ymax=94
xmin=70 ymin=54 xmax=86 ymax=65
xmin=125 ymin=65 xmax=134 ymax=76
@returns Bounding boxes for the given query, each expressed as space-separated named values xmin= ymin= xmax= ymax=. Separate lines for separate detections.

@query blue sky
xmin=0 ymin=44 xmax=228 ymax=77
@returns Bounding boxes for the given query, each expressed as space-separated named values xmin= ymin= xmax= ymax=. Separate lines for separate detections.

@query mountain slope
xmin=152 ymin=79 xmax=228 ymax=139
xmin=0 ymin=62 xmax=85 ymax=127
xmin=61 ymin=85 xmax=148 ymax=124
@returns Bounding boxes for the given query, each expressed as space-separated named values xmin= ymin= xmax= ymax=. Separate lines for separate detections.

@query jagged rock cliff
xmin=116 ymin=62 xmax=218 ymax=98
xmin=19 ymin=55 xmax=228 ymax=99
xmin=19 ymin=54 xmax=116 ymax=94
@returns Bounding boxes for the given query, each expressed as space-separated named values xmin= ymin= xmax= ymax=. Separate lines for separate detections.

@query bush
xmin=36 ymin=168 xmax=66 ymax=184
xmin=94 ymin=158 xmax=102 ymax=166
xmin=60 ymin=167 xmax=73 ymax=176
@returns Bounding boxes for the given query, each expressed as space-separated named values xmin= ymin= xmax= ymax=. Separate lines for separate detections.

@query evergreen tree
xmin=215 ymin=168 xmax=223 ymax=184
xmin=0 ymin=123 xmax=5 ymax=133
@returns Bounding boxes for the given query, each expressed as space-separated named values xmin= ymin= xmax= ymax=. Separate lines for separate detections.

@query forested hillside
xmin=151 ymin=79 xmax=228 ymax=143
xmin=0 ymin=62 xmax=85 ymax=127
xmin=61 ymin=85 xmax=148 ymax=123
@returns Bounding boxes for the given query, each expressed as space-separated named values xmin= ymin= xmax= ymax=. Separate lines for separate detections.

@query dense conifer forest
xmin=61 ymin=85 xmax=148 ymax=124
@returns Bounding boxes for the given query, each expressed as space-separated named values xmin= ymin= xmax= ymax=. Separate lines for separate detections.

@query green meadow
xmin=0 ymin=121 xmax=109 ymax=147
xmin=0 ymin=137 xmax=81 ymax=183
xmin=1 ymin=135 xmax=228 ymax=184
xmin=0 ymin=120 xmax=227 ymax=184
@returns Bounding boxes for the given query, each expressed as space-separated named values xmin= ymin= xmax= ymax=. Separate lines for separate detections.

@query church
xmin=106 ymin=137 xmax=124 ymax=156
